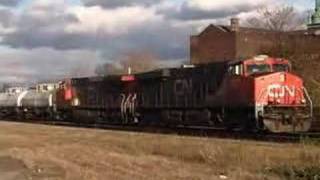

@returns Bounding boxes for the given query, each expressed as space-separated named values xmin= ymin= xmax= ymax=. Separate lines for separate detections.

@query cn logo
xmin=267 ymin=84 xmax=295 ymax=98
xmin=174 ymin=79 xmax=193 ymax=95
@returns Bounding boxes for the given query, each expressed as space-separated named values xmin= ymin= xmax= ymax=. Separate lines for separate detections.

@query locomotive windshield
xmin=247 ymin=64 xmax=271 ymax=75
xmin=273 ymin=64 xmax=290 ymax=72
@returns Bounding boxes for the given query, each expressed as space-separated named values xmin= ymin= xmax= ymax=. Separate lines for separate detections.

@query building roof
xmin=195 ymin=24 xmax=282 ymax=37
xmin=194 ymin=23 xmax=320 ymax=38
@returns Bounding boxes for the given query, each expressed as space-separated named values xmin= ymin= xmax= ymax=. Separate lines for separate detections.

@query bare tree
xmin=245 ymin=5 xmax=305 ymax=31
xmin=95 ymin=50 xmax=159 ymax=76
xmin=95 ymin=63 xmax=123 ymax=76
xmin=120 ymin=50 xmax=159 ymax=74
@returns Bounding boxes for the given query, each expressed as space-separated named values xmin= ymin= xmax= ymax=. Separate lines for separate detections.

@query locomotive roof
xmin=69 ymin=56 xmax=287 ymax=83
xmin=135 ymin=61 xmax=229 ymax=80
xmin=134 ymin=57 xmax=288 ymax=80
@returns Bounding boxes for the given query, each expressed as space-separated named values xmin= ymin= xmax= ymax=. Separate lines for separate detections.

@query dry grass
xmin=0 ymin=121 xmax=319 ymax=180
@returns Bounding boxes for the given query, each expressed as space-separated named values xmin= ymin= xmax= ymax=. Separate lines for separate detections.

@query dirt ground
xmin=0 ymin=121 xmax=319 ymax=180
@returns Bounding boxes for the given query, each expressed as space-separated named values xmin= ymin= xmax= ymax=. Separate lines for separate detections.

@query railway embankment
xmin=0 ymin=121 xmax=319 ymax=180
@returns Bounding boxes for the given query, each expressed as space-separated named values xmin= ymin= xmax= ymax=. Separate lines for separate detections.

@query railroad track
xmin=1 ymin=119 xmax=320 ymax=143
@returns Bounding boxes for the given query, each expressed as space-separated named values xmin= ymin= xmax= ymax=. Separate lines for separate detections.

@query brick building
xmin=190 ymin=2 xmax=320 ymax=64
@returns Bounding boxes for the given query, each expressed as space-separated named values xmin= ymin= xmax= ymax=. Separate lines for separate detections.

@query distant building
xmin=190 ymin=1 xmax=320 ymax=64
xmin=6 ymin=87 xmax=27 ymax=94
xmin=36 ymin=83 xmax=59 ymax=92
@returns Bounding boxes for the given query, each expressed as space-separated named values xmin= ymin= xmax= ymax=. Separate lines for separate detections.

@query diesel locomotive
xmin=57 ymin=55 xmax=313 ymax=133
xmin=0 ymin=56 xmax=314 ymax=133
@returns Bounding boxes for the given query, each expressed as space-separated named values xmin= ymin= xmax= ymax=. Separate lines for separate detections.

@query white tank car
xmin=18 ymin=90 xmax=56 ymax=119
xmin=0 ymin=93 xmax=19 ymax=107
xmin=20 ymin=90 xmax=54 ymax=108
xmin=0 ymin=92 xmax=21 ymax=118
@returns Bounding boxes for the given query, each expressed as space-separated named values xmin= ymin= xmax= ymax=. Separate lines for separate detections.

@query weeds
xmin=1 ymin=122 xmax=320 ymax=180
xmin=266 ymin=166 xmax=320 ymax=180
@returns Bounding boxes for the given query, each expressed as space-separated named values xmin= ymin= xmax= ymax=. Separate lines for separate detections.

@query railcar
xmin=0 ymin=86 xmax=58 ymax=120
xmin=0 ymin=92 xmax=20 ymax=118
xmin=18 ymin=90 xmax=56 ymax=119
xmin=58 ymin=55 xmax=313 ymax=133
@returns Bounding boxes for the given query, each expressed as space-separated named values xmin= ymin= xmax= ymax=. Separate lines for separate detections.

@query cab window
xmin=273 ymin=64 xmax=290 ymax=72
xmin=247 ymin=64 xmax=271 ymax=75
xmin=228 ymin=64 xmax=243 ymax=76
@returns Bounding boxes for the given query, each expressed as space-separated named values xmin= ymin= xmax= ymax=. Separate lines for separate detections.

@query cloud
xmin=0 ymin=0 xmax=306 ymax=84
xmin=158 ymin=0 xmax=280 ymax=20
xmin=97 ymin=19 xmax=191 ymax=60
xmin=1 ymin=1 xmax=188 ymax=60
xmin=0 ymin=47 xmax=98 ymax=83
xmin=0 ymin=0 xmax=20 ymax=7
xmin=0 ymin=9 xmax=14 ymax=27
xmin=82 ymin=0 xmax=164 ymax=8
xmin=0 ymin=0 xmax=293 ymax=57
xmin=66 ymin=6 xmax=161 ymax=35
xmin=0 ymin=8 xmax=16 ymax=36
xmin=1 ymin=1 xmax=80 ymax=49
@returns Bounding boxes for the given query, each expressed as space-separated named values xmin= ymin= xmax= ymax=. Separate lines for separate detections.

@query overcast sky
xmin=0 ymin=0 xmax=314 ymax=83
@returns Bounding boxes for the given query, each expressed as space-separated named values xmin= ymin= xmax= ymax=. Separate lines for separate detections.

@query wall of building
xmin=235 ymin=30 xmax=282 ymax=59
xmin=191 ymin=24 xmax=320 ymax=65
xmin=190 ymin=26 xmax=236 ymax=64
xmin=286 ymin=32 xmax=320 ymax=58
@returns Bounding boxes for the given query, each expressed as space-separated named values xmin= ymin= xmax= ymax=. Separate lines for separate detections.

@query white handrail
xmin=303 ymin=87 xmax=313 ymax=118
xmin=17 ymin=91 xmax=28 ymax=107
xmin=120 ymin=94 xmax=126 ymax=119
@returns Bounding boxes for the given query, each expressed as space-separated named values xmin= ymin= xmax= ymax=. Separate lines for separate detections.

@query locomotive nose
xmin=255 ymin=72 xmax=312 ymax=133
xmin=265 ymin=73 xmax=303 ymax=106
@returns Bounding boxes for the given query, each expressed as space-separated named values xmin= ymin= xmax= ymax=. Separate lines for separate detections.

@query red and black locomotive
xmin=55 ymin=55 xmax=313 ymax=133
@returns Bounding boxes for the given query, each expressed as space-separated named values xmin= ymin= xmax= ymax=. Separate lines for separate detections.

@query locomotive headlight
xmin=280 ymin=74 xmax=285 ymax=82
xmin=72 ymin=98 xmax=80 ymax=106
xmin=301 ymin=99 xmax=306 ymax=104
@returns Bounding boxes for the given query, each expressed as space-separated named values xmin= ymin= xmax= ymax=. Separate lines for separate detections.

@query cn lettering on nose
xmin=267 ymin=84 xmax=295 ymax=98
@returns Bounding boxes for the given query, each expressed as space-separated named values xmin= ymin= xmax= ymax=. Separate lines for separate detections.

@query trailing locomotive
xmin=56 ymin=55 xmax=313 ymax=133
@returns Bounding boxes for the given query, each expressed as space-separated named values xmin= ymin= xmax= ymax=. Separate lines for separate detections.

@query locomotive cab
xmin=227 ymin=55 xmax=291 ymax=77
xmin=244 ymin=55 xmax=291 ymax=76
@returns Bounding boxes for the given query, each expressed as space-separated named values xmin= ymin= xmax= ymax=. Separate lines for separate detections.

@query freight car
xmin=57 ymin=56 xmax=313 ymax=133
xmin=0 ymin=92 xmax=20 ymax=118
xmin=0 ymin=86 xmax=58 ymax=120
xmin=18 ymin=90 xmax=56 ymax=120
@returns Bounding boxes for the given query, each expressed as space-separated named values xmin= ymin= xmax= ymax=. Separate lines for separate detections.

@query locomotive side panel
xmin=69 ymin=78 xmax=97 ymax=122
xmin=137 ymin=62 xmax=229 ymax=126
xmin=66 ymin=76 xmax=139 ymax=124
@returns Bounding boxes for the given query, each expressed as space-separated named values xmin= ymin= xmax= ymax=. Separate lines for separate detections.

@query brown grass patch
xmin=0 ymin=121 xmax=319 ymax=180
